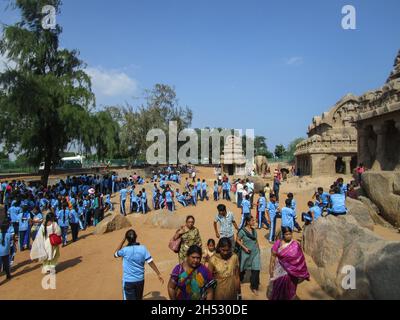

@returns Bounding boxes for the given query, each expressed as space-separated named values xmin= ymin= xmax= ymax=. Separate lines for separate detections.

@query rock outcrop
xmin=346 ymin=198 xmax=375 ymax=231
xmin=144 ymin=211 xmax=186 ymax=230
xmin=94 ymin=213 xmax=132 ymax=235
xmin=303 ymin=214 xmax=400 ymax=299
xmin=362 ymin=172 xmax=400 ymax=227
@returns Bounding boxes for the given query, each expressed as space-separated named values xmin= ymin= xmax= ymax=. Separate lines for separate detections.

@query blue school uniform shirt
xmin=320 ymin=193 xmax=330 ymax=206
xmin=40 ymin=198 xmax=49 ymax=209
xmin=310 ymin=205 xmax=322 ymax=221
xmin=201 ymin=182 xmax=207 ymax=191
xmin=0 ymin=233 xmax=12 ymax=257
xmin=115 ymin=244 xmax=153 ymax=283
xmin=290 ymin=199 xmax=297 ymax=213
xmin=141 ymin=192 xmax=147 ymax=201
xmin=130 ymin=190 xmax=137 ymax=203
xmin=191 ymin=189 xmax=197 ymax=198
xmin=339 ymin=184 xmax=348 ymax=196
xmin=18 ymin=212 xmax=30 ymax=232
xmin=241 ymin=199 xmax=251 ymax=214
xmin=165 ymin=191 xmax=173 ymax=203
xmin=8 ymin=206 xmax=22 ymax=223
xmin=258 ymin=197 xmax=266 ymax=212
xmin=281 ymin=207 xmax=296 ymax=230
xmin=213 ymin=184 xmax=218 ymax=192
xmin=69 ymin=209 xmax=80 ymax=224
xmin=267 ymin=202 xmax=279 ymax=217
xmin=330 ymin=194 xmax=347 ymax=213
xmin=120 ymin=188 xmax=128 ymax=201
xmin=196 ymin=182 xmax=201 ymax=190
xmin=57 ymin=209 xmax=70 ymax=227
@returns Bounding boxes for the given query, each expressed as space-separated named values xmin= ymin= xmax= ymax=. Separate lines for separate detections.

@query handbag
xmin=49 ymin=223 xmax=62 ymax=247
xmin=169 ymin=232 xmax=182 ymax=253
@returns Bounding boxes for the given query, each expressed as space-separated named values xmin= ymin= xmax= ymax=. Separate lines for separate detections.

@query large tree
xmin=274 ymin=144 xmax=287 ymax=159
xmin=0 ymin=0 xmax=95 ymax=185
xmin=119 ymin=84 xmax=193 ymax=161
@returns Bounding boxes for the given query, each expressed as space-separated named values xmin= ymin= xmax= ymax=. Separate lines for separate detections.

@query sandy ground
xmin=1 ymin=166 xmax=399 ymax=300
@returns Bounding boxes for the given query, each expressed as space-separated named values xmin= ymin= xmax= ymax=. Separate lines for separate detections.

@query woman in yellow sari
xmin=208 ymin=237 xmax=241 ymax=300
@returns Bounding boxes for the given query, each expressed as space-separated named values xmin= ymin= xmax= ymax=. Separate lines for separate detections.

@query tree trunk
xmin=41 ymin=157 xmax=52 ymax=186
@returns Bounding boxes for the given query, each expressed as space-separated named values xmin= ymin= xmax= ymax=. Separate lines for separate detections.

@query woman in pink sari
xmin=268 ymin=227 xmax=310 ymax=300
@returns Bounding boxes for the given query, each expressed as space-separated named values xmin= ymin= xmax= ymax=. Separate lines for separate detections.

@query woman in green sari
xmin=236 ymin=216 xmax=261 ymax=295
xmin=174 ymin=216 xmax=202 ymax=263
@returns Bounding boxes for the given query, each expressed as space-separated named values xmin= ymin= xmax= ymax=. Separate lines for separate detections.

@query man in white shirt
xmin=236 ymin=180 xmax=244 ymax=209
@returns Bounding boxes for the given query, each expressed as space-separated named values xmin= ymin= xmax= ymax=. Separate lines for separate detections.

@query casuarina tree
xmin=0 ymin=0 xmax=95 ymax=185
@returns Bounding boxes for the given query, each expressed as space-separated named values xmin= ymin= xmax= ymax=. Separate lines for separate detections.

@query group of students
xmin=0 ymin=175 xmax=115 ymax=281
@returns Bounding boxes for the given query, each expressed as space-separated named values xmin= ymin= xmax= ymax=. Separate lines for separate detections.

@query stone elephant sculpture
xmin=255 ymin=156 xmax=268 ymax=176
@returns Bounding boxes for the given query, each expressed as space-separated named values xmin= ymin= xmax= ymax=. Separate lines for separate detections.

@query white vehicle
xmin=39 ymin=155 xmax=85 ymax=171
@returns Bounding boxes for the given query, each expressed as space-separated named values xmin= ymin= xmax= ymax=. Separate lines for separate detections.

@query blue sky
xmin=1 ymin=0 xmax=400 ymax=150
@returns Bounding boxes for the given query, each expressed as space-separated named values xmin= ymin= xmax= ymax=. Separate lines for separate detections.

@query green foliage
xmin=118 ymin=84 xmax=193 ymax=160
xmin=0 ymin=0 xmax=95 ymax=184
xmin=274 ymin=144 xmax=287 ymax=158
xmin=286 ymin=137 xmax=305 ymax=161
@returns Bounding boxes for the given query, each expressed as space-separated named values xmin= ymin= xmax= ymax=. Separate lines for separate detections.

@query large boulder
xmin=94 ymin=213 xmax=132 ymax=235
xmin=249 ymin=177 xmax=267 ymax=193
xmin=304 ymin=214 xmax=400 ymax=299
xmin=362 ymin=172 xmax=400 ymax=227
xmin=358 ymin=196 xmax=392 ymax=227
xmin=144 ymin=211 xmax=186 ymax=230
xmin=346 ymin=198 xmax=375 ymax=231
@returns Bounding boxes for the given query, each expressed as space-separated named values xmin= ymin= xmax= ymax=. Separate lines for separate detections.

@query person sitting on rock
xmin=313 ymin=187 xmax=330 ymax=211
xmin=327 ymin=187 xmax=347 ymax=216
xmin=301 ymin=201 xmax=322 ymax=226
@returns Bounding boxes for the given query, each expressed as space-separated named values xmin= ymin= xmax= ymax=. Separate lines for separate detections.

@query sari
xmin=269 ymin=240 xmax=310 ymax=300
xmin=170 ymin=263 xmax=213 ymax=300
xmin=178 ymin=227 xmax=202 ymax=263
xmin=30 ymin=222 xmax=61 ymax=274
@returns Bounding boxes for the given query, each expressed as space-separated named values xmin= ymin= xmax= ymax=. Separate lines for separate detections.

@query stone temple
xmin=356 ymin=50 xmax=400 ymax=171
xmin=220 ymin=135 xmax=247 ymax=176
xmin=295 ymin=50 xmax=400 ymax=177
xmin=294 ymin=95 xmax=359 ymax=176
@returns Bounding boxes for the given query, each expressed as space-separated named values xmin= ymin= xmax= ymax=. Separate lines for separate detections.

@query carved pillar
xmin=395 ymin=121 xmax=400 ymax=171
xmin=372 ymin=123 xmax=387 ymax=171
xmin=343 ymin=156 xmax=352 ymax=175
xmin=357 ymin=127 xmax=370 ymax=168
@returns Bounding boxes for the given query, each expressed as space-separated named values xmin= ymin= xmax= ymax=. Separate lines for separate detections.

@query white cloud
xmin=285 ymin=56 xmax=304 ymax=66
xmin=86 ymin=67 xmax=138 ymax=97
xmin=0 ymin=51 xmax=16 ymax=72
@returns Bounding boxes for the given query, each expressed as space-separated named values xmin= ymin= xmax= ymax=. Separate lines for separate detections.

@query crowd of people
xmin=0 ymin=166 xmax=353 ymax=301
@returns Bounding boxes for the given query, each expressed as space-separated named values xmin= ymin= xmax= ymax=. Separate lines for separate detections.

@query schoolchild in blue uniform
xmin=257 ymin=191 xmax=269 ymax=229
xmin=18 ymin=206 xmax=31 ymax=251
xmin=141 ymin=189 xmax=148 ymax=214
xmin=120 ymin=185 xmax=128 ymax=216
xmin=57 ymin=203 xmax=70 ymax=246
xmin=213 ymin=181 xmax=219 ymax=201
xmin=69 ymin=205 xmax=80 ymax=242
xmin=0 ymin=221 xmax=12 ymax=280
xmin=239 ymin=195 xmax=251 ymax=229
xmin=267 ymin=194 xmax=279 ymax=244
xmin=287 ymin=193 xmax=302 ymax=232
